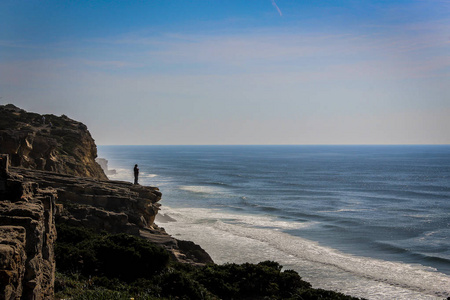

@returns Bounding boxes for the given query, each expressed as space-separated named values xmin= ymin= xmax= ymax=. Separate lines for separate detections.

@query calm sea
xmin=98 ymin=145 xmax=450 ymax=300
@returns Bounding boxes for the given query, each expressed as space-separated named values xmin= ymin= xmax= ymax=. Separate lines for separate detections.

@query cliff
xmin=0 ymin=105 xmax=362 ymax=300
xmin=0 ymin=105 xmax=212 ymax=299
xmin=0 ymin=155 xmax=57 ymax=299
xmin=0 ymin=104 xmax=107 ymax=180
xmin=0 ymin=157 xmax=213 ymax=299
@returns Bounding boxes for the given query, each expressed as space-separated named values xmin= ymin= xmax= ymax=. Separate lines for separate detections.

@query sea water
xmin=98 ymin=145 xmax=450 ymax=299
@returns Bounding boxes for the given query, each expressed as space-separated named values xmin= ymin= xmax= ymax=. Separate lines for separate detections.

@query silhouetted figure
xmin=134 ymin=164 xmax=139 ymax=185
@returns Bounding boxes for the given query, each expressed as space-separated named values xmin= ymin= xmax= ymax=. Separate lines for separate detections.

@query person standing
xmin=134 ymin=164 xmax=139 ymax=185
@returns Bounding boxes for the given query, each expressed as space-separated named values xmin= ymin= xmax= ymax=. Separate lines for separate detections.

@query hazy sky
xmin=1 ymin=0 xmax=449 ymax=145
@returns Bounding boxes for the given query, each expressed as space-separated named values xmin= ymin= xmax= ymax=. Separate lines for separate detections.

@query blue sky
xmin=1 ymin=0 xmax=449 ymax=145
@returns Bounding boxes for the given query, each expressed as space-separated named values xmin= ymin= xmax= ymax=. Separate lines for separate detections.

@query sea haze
xmin=98 ymin=145 xmax=450 ymax=300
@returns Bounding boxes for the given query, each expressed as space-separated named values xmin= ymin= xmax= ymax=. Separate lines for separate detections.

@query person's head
xmin=135 ymin=164 xmax=138 ymax=167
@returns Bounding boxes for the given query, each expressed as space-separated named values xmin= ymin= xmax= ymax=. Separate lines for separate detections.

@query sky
xmin=1 ymin=0 xmax=449 ymax=145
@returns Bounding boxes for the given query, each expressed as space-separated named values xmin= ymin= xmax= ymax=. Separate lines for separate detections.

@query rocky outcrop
xmin=0 ymin=155 xmax=57 ymax=300
xmin=0 ymin=104 xmax=107 ymax=180
xmin=0 ymin=105 xmax=214 ymax=299
xmin=9 ymin=165 xmax=213 ymax=263
xmin=12 ymin=167 xmax=162 ymax=235
xmin=0 ymin=155 xmax=212 ymax=299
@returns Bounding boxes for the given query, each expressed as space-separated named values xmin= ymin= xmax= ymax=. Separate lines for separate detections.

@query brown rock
xmin=12 ymin=167 xmax=162 ymax=232
xmin=0 ymin=176 xmax=57 ymax=300
xmin=0 ymin=226 xmax=26 ymax=300
xmin=0 ymin=104 xmax=216 ymax=299
xmin=0 ymin=104 xmax=107 ymax=180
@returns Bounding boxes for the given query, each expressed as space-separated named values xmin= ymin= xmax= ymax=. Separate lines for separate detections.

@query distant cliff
xmin=0 ymin=104 xmax=107 ymax=180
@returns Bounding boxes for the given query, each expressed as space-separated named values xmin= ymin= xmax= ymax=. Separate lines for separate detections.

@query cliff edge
xmin=0 ymin=104 xmax=107 ymax=180
xmin=0 ymin=105 xmax=213 ymax=299
xmin=0 ymin=105 xmax=363 ymax=300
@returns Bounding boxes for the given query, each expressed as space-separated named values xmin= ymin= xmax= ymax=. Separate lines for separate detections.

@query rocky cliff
xmin=1 ymin=159 xmax=213 ymax=298
xmin=0 ymin=104 xmax=107 ymax=180
xmin=9 ymin=166 xmax=211 ymax=264
xmin=0 ymin=106 xmax=212 ymax=299
xmin=0 ymin=106 xmax=365 ymax=300
xmin=0 ymin=155 xmax=57 ymax=299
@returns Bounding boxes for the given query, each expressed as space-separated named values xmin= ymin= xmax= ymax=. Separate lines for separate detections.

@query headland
xmin=0 ymin=104 xmax=364 ymax=299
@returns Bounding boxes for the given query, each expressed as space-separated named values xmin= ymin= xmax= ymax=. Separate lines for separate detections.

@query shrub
xmin=159 ymin=269 xmax=211 ymax=300
xmin=55 ymin=224 xmax=170 ymax=281
xmin=55 ymin=224 xmax=365 ymax=300
xmin=192 ymin=261 xmax=312 ymax=300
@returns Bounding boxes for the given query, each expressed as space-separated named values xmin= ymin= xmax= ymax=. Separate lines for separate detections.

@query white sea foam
xmin=106 ymin=168 xmax=131 ymax=181
xmin=319 ymin=208 xmax=372 ymax=213
xmin=157 ymin=206 xmax=312 ymax=230
xmin=178 ymin=185 xmax=226 ymax=195
xmin=104 ymin=167 xmax=161 ymax=181
xmin=403 ymin=214 xmax=432 ymax=219
xmin=157 ymin=206 xmax=450 ymax=300
xmin=143 ymin=173 xmax=158 ymax=178
xmin=156 ymin=213 xmax=177 ymax=223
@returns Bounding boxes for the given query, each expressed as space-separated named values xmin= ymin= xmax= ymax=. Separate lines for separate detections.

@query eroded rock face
xmin=0 ymin=226 xmax=26 ymax=299
xmin=12 ymin=167 xmax=162 ymax=233
xmin=0 ymin=104 xmax=107 ymax=180
xmin=0 ymin=159 xmax=57 ymax=300
xmin=0 ymin=104 xmax=214 ymax=299
xmin=11 ymin=167 xmax=213 ymax=265
xmin=0 ymin=156 xmax=212 ymax=300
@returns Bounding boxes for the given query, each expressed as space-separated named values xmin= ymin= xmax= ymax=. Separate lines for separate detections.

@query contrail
xmin=271 ymin=0 xmax=283 ymax=16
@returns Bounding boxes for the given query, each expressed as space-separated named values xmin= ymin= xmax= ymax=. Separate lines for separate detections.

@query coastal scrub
xmin=55 ymin=224 xmax=365 ymax=300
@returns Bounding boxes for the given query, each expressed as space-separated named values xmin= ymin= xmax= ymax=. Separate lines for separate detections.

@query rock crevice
xmin=0 ymin=155 xmax=57 ymax=300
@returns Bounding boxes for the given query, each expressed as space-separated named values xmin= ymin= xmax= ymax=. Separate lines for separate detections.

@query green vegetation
xmin=55 ymin=224 xmax=365 ymax=300
xmin=56 ymin=223 xmax=170 ymax=281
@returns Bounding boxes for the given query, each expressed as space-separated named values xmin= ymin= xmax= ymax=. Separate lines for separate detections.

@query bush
xmin=159 ymin=269 xmax=211 ymax=300
xmin=55 ymin=224 xmax=170 ymax=281
xmin=192 ymin=261 xmax=312 ymax=300
xmin=55 ymin=224 xmax=365 ymax=300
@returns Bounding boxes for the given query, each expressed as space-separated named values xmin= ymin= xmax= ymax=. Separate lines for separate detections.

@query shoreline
xmin=155 ymin=204 xmax=450 ymax=300
xmin=99 ymin=144 xmax=450 ymax=300
xmin=3 ymin=105 xmax=447 ymax=299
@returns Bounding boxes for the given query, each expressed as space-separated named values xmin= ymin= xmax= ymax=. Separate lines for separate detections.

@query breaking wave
xmin=157 ymin=206 xmax=450 ymax=300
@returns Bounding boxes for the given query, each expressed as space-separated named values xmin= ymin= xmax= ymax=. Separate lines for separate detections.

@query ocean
xmin=97 ymin=145 xmax=450 ymax=300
